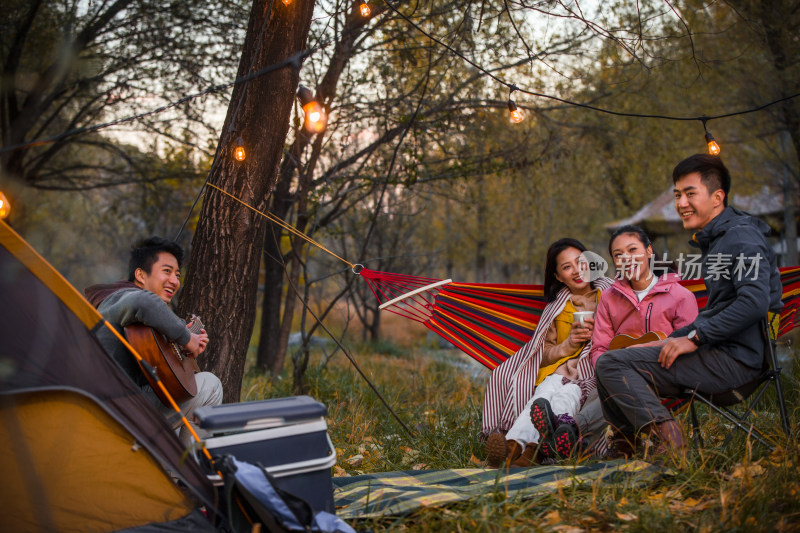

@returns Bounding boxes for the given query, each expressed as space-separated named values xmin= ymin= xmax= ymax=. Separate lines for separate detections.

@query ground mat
xmin=332 ymin=459 xmax=662 ymax=518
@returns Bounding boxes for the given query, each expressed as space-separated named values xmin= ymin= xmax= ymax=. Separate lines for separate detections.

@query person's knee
xmin=196 ymin=372 xmax=223 ymax=406
xmin=595 ymin=351 xmax=622 ymax=382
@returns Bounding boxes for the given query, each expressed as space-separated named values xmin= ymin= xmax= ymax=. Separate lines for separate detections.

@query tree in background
xmin=177 ymin=0 xmax=316 ymax=402
xmin=1 ymin=0 xmax=244 ymax=192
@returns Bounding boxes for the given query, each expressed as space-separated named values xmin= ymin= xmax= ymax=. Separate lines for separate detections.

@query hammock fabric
xmin=360 ymin=266 xmax=800 ymax=370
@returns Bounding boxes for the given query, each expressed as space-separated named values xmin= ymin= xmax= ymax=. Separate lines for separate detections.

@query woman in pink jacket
xmin=582 ymin=225 xmax=698 ymax=455
xmin=590 ymin=226 xmax=699 ymax=368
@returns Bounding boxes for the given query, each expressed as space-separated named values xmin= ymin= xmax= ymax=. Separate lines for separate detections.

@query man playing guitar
xmin=85 ymin=237 xmax=223 ymax=447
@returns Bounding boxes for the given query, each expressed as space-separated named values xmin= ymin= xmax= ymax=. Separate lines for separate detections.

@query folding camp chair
xmin=679 ymin=318 xmax=792 ymax=451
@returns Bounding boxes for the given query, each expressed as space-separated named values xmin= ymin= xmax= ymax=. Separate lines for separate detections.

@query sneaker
xmin=530 ymin=398 xmax=558 ymax=445
xmin=553 ymin=422 xmax=579 ymax=458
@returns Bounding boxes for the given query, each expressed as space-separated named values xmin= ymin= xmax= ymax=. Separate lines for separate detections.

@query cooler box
xmin=194 ymin=395 xmax=336 ymax=513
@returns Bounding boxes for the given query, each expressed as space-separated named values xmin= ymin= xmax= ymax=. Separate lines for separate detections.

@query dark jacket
xmin=84 ymin=281 xmax=192 ymax=387
xmin=671 ymin=206 xmax=783 ymax=369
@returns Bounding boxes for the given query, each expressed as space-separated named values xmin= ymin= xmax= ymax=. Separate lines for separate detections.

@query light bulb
xmin=282 ymin=0 xmax=291 ymax=4
xmin=508 ymin=99 xmax=524 ymax=123
xmin=234 ymin=137 xmax=246 ymax=161
xmin=302 ymin=101 xmax=328 ymax=133
xmin=0 ymin=191 xmax=10 ymax=220
xmin=705 ymin=131 xmax=720 ymax=155
xmin=360 ymin=2 xmax=370 ymax=17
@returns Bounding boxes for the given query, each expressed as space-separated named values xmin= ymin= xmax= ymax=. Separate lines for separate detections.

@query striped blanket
xmin=333 ymin=460 xmax=662 ymax=519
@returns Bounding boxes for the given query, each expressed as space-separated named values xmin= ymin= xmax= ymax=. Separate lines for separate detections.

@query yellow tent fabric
xmin=0 ymin=390 xmax=196 ymax=532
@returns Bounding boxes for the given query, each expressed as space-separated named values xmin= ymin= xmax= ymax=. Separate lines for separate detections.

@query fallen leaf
xmin=469 ymin=454 xmax=484 ymax=467
xmin=346 ymin=454 xmax=363 ymax=467
xmin=618 ymin=497 xmax=629 ymax=506
xmin=553 ymin=526 xmax=583 ymax=533
xmin=731 ymin=462 xmax=765 ymax=479
xmin=616 ymin=512 xmax=637 ymax=522
xmin=544 ymin=510 xmax=562 ymax=525
xmin=412 ymin=463 xmax=427 ymax=470
xmin=333 ymin=465 xmax=348 ymax=477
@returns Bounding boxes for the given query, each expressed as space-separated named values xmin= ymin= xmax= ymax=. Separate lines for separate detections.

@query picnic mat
xmin=332 ymin=459 xmax=662 ymax=518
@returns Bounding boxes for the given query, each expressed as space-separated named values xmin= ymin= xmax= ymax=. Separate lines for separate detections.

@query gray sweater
xmin=85 ymin=282 xmax=191 ymax=387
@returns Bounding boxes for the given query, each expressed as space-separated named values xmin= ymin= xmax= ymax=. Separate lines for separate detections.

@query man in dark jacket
xmin=85 ymin=237 xmax=223 ymax=447
xmin=595 ymin=154 xmax=783 ymax=455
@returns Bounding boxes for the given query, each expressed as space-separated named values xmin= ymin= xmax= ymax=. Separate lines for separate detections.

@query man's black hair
xmin=128 ymin=236 xmax=184 ymax=282
xmin=672 ymin=154 xmax=731 ymax=207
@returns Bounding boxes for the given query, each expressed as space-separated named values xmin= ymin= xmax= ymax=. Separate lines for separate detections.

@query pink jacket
xmin=590 ymin=273 xmax=698 ymax=366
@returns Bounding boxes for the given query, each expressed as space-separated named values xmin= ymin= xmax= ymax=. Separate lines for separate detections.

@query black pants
xmin=595 ymin=345 xmax=762 ymax=435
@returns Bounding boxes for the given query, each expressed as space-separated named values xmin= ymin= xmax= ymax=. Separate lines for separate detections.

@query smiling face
xmin=134 ymin=251 xmax=181 ymax=303
xmin=554 ymin=246 xmax=591 ymax=295
xmin=673 ymin=172 xmax=725 ymax=231
xmin=610 ymin=233 xmax=653 ymax=283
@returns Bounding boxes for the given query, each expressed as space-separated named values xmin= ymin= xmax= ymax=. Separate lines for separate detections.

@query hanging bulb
xmin=297 ymin=85 xmax=328 ymax=134
xmin=302 ymin=102 xmax=327 ymax=133
xmin=282 ymin=0 xmax=291 ymax=4
xmin=234 ymin=137 xmax=246 ymax=161
xmin=508 ymin=99 xmax=524 ymax=123
xmin=359 ymin=2 xmax=371 ymax=17
xmin=705 ymin=131 xmax=720 ymax=155
xmin=0 ymin=191 xmax=10 ymax=220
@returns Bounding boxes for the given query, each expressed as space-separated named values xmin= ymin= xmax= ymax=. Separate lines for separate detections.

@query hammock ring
xmin=352 ymin=263 xmax=364 ymax=275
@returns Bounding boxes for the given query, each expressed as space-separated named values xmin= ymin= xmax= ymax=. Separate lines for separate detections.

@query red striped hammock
xmin=360 ymin=266 xmax=800 ymax=370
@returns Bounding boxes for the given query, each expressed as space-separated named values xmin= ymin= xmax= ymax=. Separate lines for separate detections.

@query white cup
xmin=573 ymin=311 xmax=595 ymax=328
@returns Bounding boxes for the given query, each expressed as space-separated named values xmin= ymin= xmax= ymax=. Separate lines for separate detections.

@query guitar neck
xmin=186 ymin=314 xmax=204 ymax=335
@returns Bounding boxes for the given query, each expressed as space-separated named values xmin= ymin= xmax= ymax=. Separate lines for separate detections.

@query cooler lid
xmin=194 ymin=395 xmax=327 ymax=431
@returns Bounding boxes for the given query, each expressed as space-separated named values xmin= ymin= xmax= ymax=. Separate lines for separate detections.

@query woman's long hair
xmin=543 ymin=238 xmax=588 ymax=303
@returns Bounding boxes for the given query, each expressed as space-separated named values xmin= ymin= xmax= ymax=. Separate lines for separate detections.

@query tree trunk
xmin=178 ymin=0 xmax=316 ymax=402
xmin=255 ymin=4 xmax=385 ymax=376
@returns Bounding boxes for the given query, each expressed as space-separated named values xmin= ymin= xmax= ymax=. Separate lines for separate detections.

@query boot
xmin=649 ymin=419 xmax=686 ymax=455
xmin=606 ymin=431 xmax=639 ymax=459
xmin=510 ymin=443 xmax=540 ymax=467
xmin=485 ymin=432 xmax=507 ymax=468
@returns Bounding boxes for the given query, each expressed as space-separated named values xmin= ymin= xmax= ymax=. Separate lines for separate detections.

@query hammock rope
xmin=205 ymin=182 xmax=355 ymax=268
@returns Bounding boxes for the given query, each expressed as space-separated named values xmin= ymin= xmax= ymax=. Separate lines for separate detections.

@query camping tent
xmin=0 ymin=220 xmax=218 ymax=532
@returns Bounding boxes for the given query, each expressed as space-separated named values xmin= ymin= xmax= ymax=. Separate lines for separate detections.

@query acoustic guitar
xmin=609 ymin=331 xmax=667 ymax=350
xmin=125 ymin=315 xmax=204 ymax=406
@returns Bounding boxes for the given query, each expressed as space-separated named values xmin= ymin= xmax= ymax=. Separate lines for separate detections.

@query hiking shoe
xmin=530 ymin=398 xmax=558 ymax=443
xmin=553 ymin=422 xmax=579 ymax=458
xmin=485 ymin=432 xmax=508 ymax=468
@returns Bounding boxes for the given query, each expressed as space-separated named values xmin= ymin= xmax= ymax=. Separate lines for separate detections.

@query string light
xmin=296 ymin=85 xmax=328 ymax=133
xmin=705 ymin=130 xmax=721 ymax=155
xmin=508 ymin=99 xmax=524 ymax=123
xmin=701 ymin=119 xmax=721 ymax=155
xmin=359 ymin=2 xmax=371 ymax=17
xmin=234 ymin=136 xmax=246 ymax=161
xmin=0 ymin=191 xmax=10 ymax=220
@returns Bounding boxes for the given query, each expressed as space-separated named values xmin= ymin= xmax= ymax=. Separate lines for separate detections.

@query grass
xmin=241 ymin=336 xmax=800 ymax=532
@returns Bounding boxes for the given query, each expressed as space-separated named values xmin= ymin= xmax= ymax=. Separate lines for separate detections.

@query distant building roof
xmin=606 ymin=186 xmax=785 ymax=236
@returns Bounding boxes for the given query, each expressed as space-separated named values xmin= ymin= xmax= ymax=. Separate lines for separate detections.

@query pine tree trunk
xmin=178 ymin=0 xmax=316 ymax=403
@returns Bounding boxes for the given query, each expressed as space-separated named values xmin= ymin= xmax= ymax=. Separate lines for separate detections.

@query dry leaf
xmin=618 ymin=497 xmax=629 ymax=506
xmin=553 ymin=526 xmax=583 ymax=533
xmin=544 ymin=510 xmax=562 ymax=525
xmin=469 ymin=454 xmax=484 ymax=467
xmin=412 ymin=463 xmax=427 ymax=470
xmin=346 ymin=454 xmax=363 ymax=467
xmin=731 ymin=462 xmax=765 ymax=479
xmin=333 ymin=465 xmax=349 ymax=477
xmin=616 ymin=512 xmax=637 ymax=522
